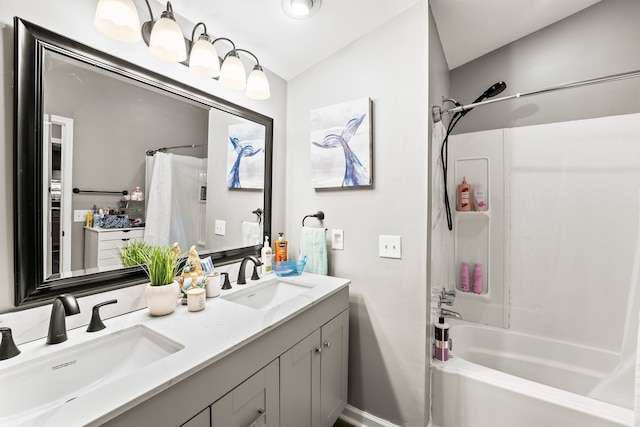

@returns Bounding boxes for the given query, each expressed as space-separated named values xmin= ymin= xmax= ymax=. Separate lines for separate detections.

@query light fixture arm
xmin=143 ymin=0 xmax=155 ymax=22
xmin=236 ymin=48 xmax=261 ymax=69
xmin=190 ymin=22 xmax=208 ymax=43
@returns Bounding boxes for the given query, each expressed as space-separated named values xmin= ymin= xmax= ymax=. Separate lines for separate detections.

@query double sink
xmin=0 ymin=277 xmax=316 ymax=425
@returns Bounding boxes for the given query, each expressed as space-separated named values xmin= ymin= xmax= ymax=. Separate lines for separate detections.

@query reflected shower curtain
xmin=145 ymin=152 xmax=207 ymax=253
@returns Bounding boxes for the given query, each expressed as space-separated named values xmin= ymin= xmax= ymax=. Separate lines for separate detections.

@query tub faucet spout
xmin=440 ymin=307 xmax=462 ymax=320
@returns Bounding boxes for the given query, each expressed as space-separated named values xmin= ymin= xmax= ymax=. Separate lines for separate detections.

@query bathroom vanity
xmin=0 ymin=273 xmax=349 ymax=427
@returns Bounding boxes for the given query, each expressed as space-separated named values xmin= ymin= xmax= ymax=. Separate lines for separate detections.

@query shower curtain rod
xmin=431 ymin=68 xmax=640 ymax=123
xmin=146 ymin=144 xmax=206 ymax=156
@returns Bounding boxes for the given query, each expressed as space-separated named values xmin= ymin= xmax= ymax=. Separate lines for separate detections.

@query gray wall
xmin=287 ymin=3 xmax=429 ymax=425
xmin=448 ymin=0 xmax=640 ymax=134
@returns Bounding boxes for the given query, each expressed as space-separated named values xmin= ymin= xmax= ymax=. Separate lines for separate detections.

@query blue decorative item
xmin=310 ymin=98 xmax=373 ymax=189
xmin=273 ymin=256 xmax=307 ymax=277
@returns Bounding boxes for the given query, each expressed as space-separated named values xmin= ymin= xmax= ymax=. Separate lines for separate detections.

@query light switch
xmin=74 ymin=210 xmax=90 ymax=222
xmin=379 ymin=235 xmax=402 ymax=259
xmin=214 ymin=220 xmax=226 ymax=236
xmin=332 ymin=229 xmax=344 ymax=250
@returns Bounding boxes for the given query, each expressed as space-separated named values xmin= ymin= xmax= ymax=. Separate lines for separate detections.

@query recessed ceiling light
xmin=282 ymin=0 xmax=322 ymax=20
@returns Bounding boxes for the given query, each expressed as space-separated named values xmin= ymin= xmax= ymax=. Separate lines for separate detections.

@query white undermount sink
xmin=0 ymin=324 xmax=183 ymax=424
xmin=222 ymin=278 xmax=315 ymax=311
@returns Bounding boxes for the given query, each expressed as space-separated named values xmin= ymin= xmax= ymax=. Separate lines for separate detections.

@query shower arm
xmin=432 ymin=68 xmax=640 ymax=123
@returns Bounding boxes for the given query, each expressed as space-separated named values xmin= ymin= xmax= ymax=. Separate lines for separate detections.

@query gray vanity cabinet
xmin=103 ymin=287 xmax=348 ymax=427
xmin=211 ymin=359 xmax=279 ymax=427
xmin=280 ymin=309 xmax=349 ymax=427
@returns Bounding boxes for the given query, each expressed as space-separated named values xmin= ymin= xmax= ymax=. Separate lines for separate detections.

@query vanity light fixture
xmin=188 ymin=23 xmax=220 ymax=78
xmin=94 ymin=0 xmax=142 ymax=43
xmin=147 ymin=2 xmax=186 ymax=62
xmin=94 ymin=0 xmax=271 ymax=100
xmin=282 ymin=0 xmax=322 ymax=19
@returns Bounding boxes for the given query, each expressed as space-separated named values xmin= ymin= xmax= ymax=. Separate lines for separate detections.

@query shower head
xmin=460 ymin=81 xmax=507 ymax=116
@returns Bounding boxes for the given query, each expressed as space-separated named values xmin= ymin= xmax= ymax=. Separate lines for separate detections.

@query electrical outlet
xmin=214 ymin=220 xmax=226 ymax=236
xmin=379 ymin=235 xmax=402 ymax=259
xmin=332 ymin=229 xmax=344 ymax=250
xmin=74 ymin=210 xmax=90 ymax=222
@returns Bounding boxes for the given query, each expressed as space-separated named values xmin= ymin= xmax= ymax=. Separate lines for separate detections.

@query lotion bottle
xmin=261 ymin=236 xmax=273 ymax=275
xmin=434 ymin=316 xmax=450 ymax=362
xmin=275 ymin=232 xmax=288 ymax=262
xmin=457 ymin=177 xmax=471 ymax=211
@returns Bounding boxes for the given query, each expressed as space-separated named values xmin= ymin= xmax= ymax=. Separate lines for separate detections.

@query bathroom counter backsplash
xmin=0 ymin=272 xmax=349 ymax=426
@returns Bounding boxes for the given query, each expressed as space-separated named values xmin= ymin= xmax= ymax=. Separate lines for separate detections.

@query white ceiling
xmin=428 ymin=0 xmax=601 ymax=69
xmin=162 ymin=0 xmax=602 ymax=80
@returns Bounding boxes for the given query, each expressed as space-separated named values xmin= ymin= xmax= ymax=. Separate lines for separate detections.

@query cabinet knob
xmin=247 ymin=408 xmax=266 ymax=427
xmin=324 ymin=341 xmax=331 ymax=349
xmin=315 ymin=347 xmax=322 ymax=355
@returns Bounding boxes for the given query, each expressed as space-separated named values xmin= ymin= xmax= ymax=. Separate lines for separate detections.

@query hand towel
xmin=242 ymin=221 xmax=261 ymax=246
xmin=300 ymin=227 xmax=327 ymax=275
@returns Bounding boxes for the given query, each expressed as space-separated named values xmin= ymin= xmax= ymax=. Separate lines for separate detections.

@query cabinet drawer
xmin=100 ymin=237 xmax=142 ymax=251
xmin=99 ymin=229 xmax=144 ymax=242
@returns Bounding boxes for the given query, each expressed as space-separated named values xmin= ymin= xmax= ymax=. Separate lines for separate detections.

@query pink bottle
xmin=460 ymin=262 xmax=470 ymax=292
xmin=473 ymin=264 xmax=483 ymax=294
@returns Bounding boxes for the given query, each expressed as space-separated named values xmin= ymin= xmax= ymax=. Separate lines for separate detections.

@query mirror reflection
xmin=42 ymin=50 xmax=266 ymax=281
xmin=15 ymin=18 xmax=273 ymax=305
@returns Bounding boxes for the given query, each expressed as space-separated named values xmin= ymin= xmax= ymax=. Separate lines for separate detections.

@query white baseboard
xmin=339 ymin=404 xmax=401 ymax=427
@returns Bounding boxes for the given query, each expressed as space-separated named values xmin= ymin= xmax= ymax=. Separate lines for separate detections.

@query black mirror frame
xmin=13 ymin=17 xmax=273 ymax=306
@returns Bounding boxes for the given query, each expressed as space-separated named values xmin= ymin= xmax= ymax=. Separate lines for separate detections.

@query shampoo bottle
xmin=434 ymin=316 xmax=450 ymax=362
xmin=457 ymin=177 xmax=471 ymax=211
xmin=261 ymin=236 xmax=273 ymax=275
xmin=473 ymin=264 xmax=483 ymax=294
xmin=275 ymin=232 xmax=288 ymax=262
xmin=460 ymin=262 xmax=470 ymax=292
xmin=473 ymin=183 xmax=487 ymax=211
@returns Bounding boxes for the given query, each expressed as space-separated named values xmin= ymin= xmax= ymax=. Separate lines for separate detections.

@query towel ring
xmin=302 ymin=211 xmax=325 ymax=226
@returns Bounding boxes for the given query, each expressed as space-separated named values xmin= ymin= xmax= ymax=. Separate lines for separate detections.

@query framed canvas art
xmin=226 ymin=122 xmax=266 ymax=189
xmin=310 ymin=98 xmax=373 ymax=189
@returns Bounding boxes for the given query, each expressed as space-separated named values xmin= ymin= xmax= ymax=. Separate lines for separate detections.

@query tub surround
xmin=0 ymin=273 xmax=350 ymax=426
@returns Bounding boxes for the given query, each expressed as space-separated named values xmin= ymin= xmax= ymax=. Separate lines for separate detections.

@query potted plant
xmin=121 ymin=242 xmax=181 ymax=316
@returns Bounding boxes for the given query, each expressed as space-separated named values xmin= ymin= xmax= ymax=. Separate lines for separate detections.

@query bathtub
xmin=431 ymin=322 xmax=634 ymax=427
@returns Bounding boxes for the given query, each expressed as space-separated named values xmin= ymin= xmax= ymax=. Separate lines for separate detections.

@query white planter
xmin=144 ymin=281 xmax=180 ymax=316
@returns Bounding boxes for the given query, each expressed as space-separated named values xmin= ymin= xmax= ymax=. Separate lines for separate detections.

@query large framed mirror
xmin=14 ymin=17 xmax=273 ymax=306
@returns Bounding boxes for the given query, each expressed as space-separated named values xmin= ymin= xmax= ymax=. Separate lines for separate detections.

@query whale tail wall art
xmin=226 ymin=122 xmax=266 ymax=189
xmin=310 ymin=98 xmax=373 ymax=189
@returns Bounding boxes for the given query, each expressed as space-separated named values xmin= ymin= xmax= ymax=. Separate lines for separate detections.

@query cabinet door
xmin=280 ymin=329 xmax=322 ymax=427
xmin=320 ymin=309 xmax=349 ymax=427
xmin=211 ymin=359 xmax=279 ymax=427
xmin=182 ymin=407 xmax=210 ymax=427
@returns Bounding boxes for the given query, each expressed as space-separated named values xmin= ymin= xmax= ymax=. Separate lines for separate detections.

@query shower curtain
xmin=145 ymin=152 xmax=207 ymax=253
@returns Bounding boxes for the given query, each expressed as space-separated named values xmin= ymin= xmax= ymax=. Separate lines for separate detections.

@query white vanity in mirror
xmin=83 ymin=227 xmax=145 ymax=269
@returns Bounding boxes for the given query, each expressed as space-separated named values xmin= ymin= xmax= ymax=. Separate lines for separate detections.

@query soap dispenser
xmin=261 ymin=236 xmax=273 ymax=274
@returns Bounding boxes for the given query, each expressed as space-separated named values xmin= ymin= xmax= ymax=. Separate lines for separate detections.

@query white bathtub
xmin=431 ymin=322 xmax=634 ymax=427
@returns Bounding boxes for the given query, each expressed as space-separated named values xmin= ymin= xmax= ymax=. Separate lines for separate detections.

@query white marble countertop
xmin=0 ymin=273 xmax=350 ymax=427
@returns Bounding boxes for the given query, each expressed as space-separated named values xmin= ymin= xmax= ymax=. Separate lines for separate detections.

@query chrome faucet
xmin=440 ymin=307 xmax=462 ymax=320
xmin=0 ymin=327 xmax=21 ymax=360
xmin=237 ymin=256 xmax=262 ymax=285
xmin=47 ymin=294 xmax=80 ymax=345
xmin=437 ymin=288 xmax=456 ymax=307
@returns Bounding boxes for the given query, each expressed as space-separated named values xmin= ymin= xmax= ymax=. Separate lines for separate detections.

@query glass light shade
xmin=219 ymin=54 xmax=246 ymax=90
xmin=149 ymin=17 xmax=187 ymax=62
xmin=94 ymin=0 xmax=141 ymax=43
xmin=290 ymin=0 xmax=313 ymax=16
xmin=246 ymin=67 xmax=271 ymax=100
xmin=189 ymin=38 xmax=220 ymax=78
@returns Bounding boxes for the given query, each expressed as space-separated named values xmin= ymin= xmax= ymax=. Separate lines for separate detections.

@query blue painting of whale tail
xmin=310 ymin=98 xmax=372 ymax=188
xmin=226 ymin=122 xmax=266 ymax=189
